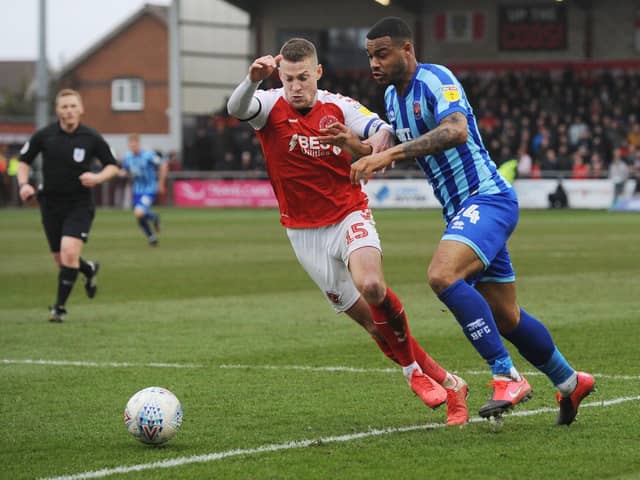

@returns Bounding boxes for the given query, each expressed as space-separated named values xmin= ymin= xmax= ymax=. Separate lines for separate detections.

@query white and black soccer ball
xmin=124 ymin=386 xmax=183 ymax=445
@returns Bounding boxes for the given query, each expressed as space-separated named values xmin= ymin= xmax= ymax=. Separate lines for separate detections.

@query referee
xmin=17 ymin=89 xmax=119 ymax=322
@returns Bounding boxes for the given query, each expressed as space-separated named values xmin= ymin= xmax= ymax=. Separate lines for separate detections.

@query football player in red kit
xmin=227 ymin=38 xmax=468 ymax=425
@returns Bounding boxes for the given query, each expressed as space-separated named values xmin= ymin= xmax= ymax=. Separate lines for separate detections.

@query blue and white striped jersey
xmin=122 ymin=149 xmax=163 ymax=196
xmin=384 ymin=63 xmax=513 ymax=222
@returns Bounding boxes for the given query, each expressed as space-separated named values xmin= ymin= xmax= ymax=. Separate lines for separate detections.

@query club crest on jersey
xmin=73 ymin=148 xmax=86 ymax=163
xmin=441 ymin=85 xmax=461 ymax=102
xmin=319 ymin=115 xmax=339 ymax=130
xmin=413 ymin=102 xmax=422 ymax=119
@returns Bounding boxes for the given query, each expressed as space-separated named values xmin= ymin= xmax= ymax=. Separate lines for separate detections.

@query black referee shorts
xmin=39 ymin=194 xmax=95 ymax=253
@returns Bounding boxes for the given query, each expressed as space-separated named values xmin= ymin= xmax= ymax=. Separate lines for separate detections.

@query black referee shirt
xmin=19 ymin=122 xmax=117 ymax=196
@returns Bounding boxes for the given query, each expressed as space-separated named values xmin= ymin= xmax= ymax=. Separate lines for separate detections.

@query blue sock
xmin=137 ymin=218 xmax=153 ymax=238
xmin=503 ymin=308 xmax=574 ymax=385
xmin=538 ymin=348 xmax=575 ymax=387
xmin=438 ymin=279 xmax=512 ymax=375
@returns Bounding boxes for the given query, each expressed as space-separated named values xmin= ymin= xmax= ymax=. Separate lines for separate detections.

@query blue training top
xmin=122 ymin=149 xmax=163 ymax=196
xmin=384 ymin=63 xmax=513 ymax=222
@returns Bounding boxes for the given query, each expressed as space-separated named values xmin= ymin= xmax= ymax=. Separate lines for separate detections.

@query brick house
xmin=57 ymin=4 xmax=170 ymax=156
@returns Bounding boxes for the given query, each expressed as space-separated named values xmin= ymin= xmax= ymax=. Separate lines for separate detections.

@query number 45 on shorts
xmin=345 ymin=222 xmax=368 ymax=245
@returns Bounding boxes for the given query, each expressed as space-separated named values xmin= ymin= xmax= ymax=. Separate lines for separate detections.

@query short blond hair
xmin=280 ymin=38 xmax=318 ymax=64
xmin=56 ymin=88 xmax=82 ymax=104
xmin=128 ymin=133 xmax=140 ymax=142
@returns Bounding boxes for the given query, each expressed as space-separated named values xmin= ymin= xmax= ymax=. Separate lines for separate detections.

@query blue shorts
xmin=132 ymin=193 xmax=156 ymax=214
xmin=442 ymin=192 xmax=518 ymax=284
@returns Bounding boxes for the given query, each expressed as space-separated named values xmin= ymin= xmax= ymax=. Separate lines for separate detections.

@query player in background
xmin=346 ymin=17 xmax=594 ymax=425
xmin=119 ymin=133 xmax=168 ymax=246
xmin=17 ymin=89 xmax=119 ymax=322
xmin=227 ymin=38 xmax=468 ymax=425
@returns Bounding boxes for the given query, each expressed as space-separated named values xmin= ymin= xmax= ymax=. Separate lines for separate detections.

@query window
xmin=111 ymin=78 xmax=144 ymax=111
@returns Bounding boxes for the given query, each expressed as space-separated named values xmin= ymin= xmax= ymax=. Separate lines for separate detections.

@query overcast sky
xmin=0 ymin=0 xmax=170 ymax=70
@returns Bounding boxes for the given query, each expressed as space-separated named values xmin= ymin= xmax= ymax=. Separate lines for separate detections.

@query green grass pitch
xmin=1 ymin=206 xmax=639 ymax=479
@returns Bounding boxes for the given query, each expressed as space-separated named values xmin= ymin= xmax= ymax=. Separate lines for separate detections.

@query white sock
xmin=441 ymin=372 xmax=457 ymax=390
xmin=402 ymin=361 xmax=421 ymax=382
xmin=493 ymin=367 xmax=522 ymax=382
xmin=556 ymin=372 xmax=578 ymax=397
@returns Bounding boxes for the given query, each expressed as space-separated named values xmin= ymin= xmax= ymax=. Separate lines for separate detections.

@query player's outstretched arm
xmin=399 ymin=111 xmax=467 ymax=160
xmin=364 ymin=127 xmax=396 ymax=154
xmin=318 ymin=122 xmax=373 ymax=158
xmin=350 ymin=112 xmax=467 ymax=184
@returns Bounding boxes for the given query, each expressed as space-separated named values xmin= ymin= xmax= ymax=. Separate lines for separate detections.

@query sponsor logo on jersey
xmin=73 ymin=148 xmax=86 ymax=163
xmin=288 ymin=134 xmax=299 ymax=152
xmin=319 ymin=115 xmax=339 ymax=130
xmin=441 ymin=85 xmax=461 ymax=102
xmin=288 ymin=134 xmax=341 ymax=157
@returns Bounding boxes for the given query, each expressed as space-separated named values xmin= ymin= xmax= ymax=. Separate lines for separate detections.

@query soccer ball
xmin=124 ymin=386 xmax=183 ymax=445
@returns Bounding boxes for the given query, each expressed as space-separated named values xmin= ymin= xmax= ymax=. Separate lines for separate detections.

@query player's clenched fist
xmin=249 ymin=54 xmax=283 ymax=82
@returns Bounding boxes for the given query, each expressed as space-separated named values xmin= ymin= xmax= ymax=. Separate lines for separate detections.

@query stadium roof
xmin=224 ymin=0 xmax=425 ymax=14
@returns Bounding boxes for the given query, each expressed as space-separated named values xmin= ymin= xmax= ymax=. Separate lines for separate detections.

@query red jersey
xmin=250 ymin=88 xmax=389 ymax=228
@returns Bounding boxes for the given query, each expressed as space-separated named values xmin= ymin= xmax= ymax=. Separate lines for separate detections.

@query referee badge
xmin=73 ymin=148 xmax=86 ymax=163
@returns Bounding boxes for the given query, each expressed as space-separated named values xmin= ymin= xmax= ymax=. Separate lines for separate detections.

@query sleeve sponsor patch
xmin=358 ymin=105 xmax=374 ymax=116
xmin=441 ymin=85 xmax=461 ymax=102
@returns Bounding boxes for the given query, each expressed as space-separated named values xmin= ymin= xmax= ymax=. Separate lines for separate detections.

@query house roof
xmin=0 ymin=61 xmax=36 ymax=93
xmin=56 ymin=3 xmax=168 ymax=78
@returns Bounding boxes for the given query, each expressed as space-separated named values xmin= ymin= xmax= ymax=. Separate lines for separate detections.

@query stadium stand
xmin=182 ymin=66 xmax=640 ymax=182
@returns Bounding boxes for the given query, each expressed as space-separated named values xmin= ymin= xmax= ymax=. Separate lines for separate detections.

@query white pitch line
xmin=1 ymin=359 xmax=203 ymax=369
xmin=220 ymin=364 xmax=640 ymax=381
xmin=4 ymin=359 xmax=640 ymax=381
xmin=40 ymin=395 xmax=640 ymax=480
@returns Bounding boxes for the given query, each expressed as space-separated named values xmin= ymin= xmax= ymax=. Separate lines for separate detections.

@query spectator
xmin=609 ymin=149 xmax=630 ymax=206
xmin=568 ymin=115 xmax=588 ymax=147
xmin=193 ymin=127 xmax=214 ymax=171
xmin=571 ymin=151 xmax=590 ymax=179
xmin=548 ymin=179 xmax=569 ymax=208
xmin=516 ymin=144 xmax=532 ymax=178
xmin=0 ymin=144 xmax=8 ymax=205
xmin=626 ymin=122 xmax=640 ymax=149
xmin=629 ymin=148 xmax=640 ymax=195
xmin=7 ymin=149 xmax=20 ymax=206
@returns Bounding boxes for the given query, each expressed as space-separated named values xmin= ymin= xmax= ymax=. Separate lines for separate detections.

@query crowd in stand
xmin=4 ymin=67 xmax=639 ymax=207
xmin=182 ymin=67 xmax=640 ymax=190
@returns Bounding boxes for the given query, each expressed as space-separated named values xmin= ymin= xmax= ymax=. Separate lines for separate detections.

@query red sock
xmin=369 ymin=288 xmax=415 ymax=366
xmin=371 ymin=288 xmax=447 ymax=382
xmin=371 ymin=335 xmax=399 ymax=365
xmin=410 ymin=336 xmax=447 ymax=384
